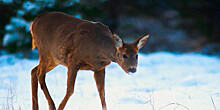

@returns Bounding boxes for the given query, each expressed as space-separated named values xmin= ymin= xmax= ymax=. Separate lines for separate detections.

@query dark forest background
xmin=0 ymin=0 xmax=220 ymax=58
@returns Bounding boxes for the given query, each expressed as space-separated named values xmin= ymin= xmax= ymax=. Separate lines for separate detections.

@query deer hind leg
xmin=94 ymin=69 xmax=107 ymax=110
xmin=38 ymin=57 xmax=58 ymax=110
xmin=58 ymin=64 xmax=78 ymax=110
xmin=31 ymin=65 xmax=39 ymax=110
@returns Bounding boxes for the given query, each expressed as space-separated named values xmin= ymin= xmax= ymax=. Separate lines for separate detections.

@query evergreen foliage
xmin=0 ymin=0 xmax=219 ymax=54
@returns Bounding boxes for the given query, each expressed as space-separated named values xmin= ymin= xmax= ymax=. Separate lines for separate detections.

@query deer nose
xmin=128 ymin=67 xmax=136 ymax=73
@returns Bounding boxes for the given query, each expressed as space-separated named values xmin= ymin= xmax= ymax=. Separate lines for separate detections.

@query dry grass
xmin=142 ymin=90 xmax=190 ymax=110
xmin=0 ymin=87 xmax=20 ymax=110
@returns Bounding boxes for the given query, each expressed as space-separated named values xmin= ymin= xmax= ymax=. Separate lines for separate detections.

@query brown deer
xmin=30 ymin=12 xmax=149 ymax=110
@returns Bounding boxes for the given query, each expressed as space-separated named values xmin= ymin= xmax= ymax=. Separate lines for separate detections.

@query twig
xmin=159 ymin=102 xmax=189 ymax=110
xmin=143 ymin=90 xmax=155 ymax=110
xmin=173 ymin=104 xmax=179 ymax=110
xmin=210 ymin=95 xmax=216 ymax=110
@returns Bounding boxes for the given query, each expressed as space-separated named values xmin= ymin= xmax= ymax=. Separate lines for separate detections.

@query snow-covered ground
xmin=0 ymin=52 xmax=220 ymax=110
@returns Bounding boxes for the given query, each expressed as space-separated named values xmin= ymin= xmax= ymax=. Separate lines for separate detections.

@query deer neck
xmin=106 ymin=46 xmax=118 ymax=63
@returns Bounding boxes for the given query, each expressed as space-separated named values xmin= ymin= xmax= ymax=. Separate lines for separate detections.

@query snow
xmin=10 ymin=17 xmax=30 ymax=31
xmin=3 ymin=17 xmax=31 ymax=46
xmin=0 ymin=52 xmax=220 ymax=110
xmin=2 ymin=33 xmax=17 ymax=46
xmin=5 ymin=25 xmax=14 ymax=31
xmin=0 ymin=0 xmax=13 ymax=3
xmin=74 ymin=14 xmax=81 ymax=19
xmin=23 ymin=1 xmax=38 ymax=12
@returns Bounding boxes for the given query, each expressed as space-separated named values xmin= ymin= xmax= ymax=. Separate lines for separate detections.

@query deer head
xmin=113 ymin=33 xmax=149 ymax=74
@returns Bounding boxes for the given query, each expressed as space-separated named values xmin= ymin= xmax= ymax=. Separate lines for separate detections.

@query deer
xmin=30 ymin=12 xmax=149 ymax=110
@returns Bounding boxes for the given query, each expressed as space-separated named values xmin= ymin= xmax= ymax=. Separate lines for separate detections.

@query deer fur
xmin=30 ymin=12 xmax=149 ymax=110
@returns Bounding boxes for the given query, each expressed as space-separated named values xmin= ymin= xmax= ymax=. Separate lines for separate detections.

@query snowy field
xmin=0 ymin=52 xmax=220 ymax=110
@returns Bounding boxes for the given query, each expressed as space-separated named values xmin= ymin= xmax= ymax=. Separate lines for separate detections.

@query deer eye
xmin=122 ymin=54 xmax=127 ymax=58
xmin=136 ymin=55 xmax=138 ymax=59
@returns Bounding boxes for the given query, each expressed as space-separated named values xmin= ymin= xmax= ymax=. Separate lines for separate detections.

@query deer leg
xmin=58 ymin=64 xmax=78 ymax=110
xmin=94 ymin=69 xmax=107 ymax=110
xmin=31 ymin=65 xmax=39 ymax=110
xmin=38 ymin=61 xmax=57 ymax=110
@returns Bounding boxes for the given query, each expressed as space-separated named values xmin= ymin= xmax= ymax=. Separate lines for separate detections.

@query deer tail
xmin=32 ymin=38 xmax=36 ymax=50
xmin=30 ymin=22 xmax=36 ymax=50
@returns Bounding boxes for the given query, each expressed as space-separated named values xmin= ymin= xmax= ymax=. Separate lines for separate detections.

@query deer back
xmin=31 ymin=12 xmax=116 ymax=70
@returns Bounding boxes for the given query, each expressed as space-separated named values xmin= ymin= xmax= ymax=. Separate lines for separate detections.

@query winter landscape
xmin=1 ymin=1 xmax=220 ymax=110
xmin=0 ymin=52 xmax=219 ymax=110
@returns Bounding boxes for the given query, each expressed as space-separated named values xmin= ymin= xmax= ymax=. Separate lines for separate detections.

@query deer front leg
xmin=58 ymin=64 xmax=78 ymax=110
xmin=94 ymin=69 xmax=107 ymax=110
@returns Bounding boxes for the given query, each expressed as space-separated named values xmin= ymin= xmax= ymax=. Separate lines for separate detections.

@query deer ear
xmin=112 ymin=33 xmax=123 ymax=48
xmin=134 ymin=33 xmax=149 ymax=50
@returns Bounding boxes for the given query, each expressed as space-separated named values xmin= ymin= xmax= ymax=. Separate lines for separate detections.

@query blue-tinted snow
xmin=23 ymin=1 xmax=38 ymax=11
xmin=0 ymin=0 xmax=13 ymax=3
xmin=2 ymin=33 xmax=18 ymax=46
xmin=5 ymin=24 xmax=14 ymax=31
xmin=3 ymin=16 xmax=31 ymax=46
xmin=11 ymin=17 xmax=30 ymax=31
xmin=74 ymin=14 xmax=81 ymax=19
xmin=0 ymin=52 xmax=219 ymax=110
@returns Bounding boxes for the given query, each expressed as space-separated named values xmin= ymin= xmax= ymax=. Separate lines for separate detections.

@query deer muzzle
xmin=128 ymin=67 xmax=136 ymax=73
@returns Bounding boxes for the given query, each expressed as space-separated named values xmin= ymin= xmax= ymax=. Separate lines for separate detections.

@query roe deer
xmin=30 ymin=12 xmax=149 ymax=110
